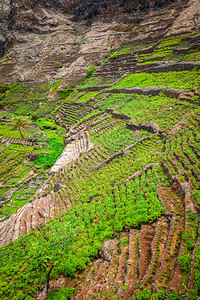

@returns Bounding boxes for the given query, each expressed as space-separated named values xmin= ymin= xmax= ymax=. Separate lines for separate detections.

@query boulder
xmin=54 ymin=181 xmax=64 ymax=192
xmin=99 ymin=239 xmax=118 ymax=261
xmin=28 ymin=153 xmax=38 ymax=161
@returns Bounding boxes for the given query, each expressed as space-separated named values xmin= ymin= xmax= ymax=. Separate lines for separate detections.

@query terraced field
xmin=0 ymin=2 xmax=200 ymax=300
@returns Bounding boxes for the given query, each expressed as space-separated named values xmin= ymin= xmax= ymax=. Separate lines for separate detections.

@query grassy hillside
xmin=0 ymin=26 xmax=200 ymax=300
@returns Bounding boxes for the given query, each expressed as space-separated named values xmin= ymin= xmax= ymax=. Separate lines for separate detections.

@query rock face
xmin=0 ymin=0 xmax=175 ymax=58
xmin=167 ymin=0 xmax=200 ymax=35
xmin=71 ymin=0 xmax=175 ymax=21
xmin=0 ymin=0 xmax=13 ymax=57
xmin=0 ymin=0 xmax=197 ymax=83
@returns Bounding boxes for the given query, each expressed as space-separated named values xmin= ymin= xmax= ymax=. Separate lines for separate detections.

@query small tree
xmin=12 ymin=117 xmax=30 ymax=140
xmin=26 ymin=223 xmax=75 ymax=295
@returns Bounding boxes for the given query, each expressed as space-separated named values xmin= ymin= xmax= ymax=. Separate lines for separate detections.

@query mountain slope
xmin=0 ymin=0 xmax=200 ymax=299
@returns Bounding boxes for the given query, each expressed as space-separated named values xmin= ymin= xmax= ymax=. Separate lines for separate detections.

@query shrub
xmin=102 ymin=59 xmax=108 ymax=66
xmin=46 ymin=287 xmax=75 ymax=300
xmin=151 ymin=290 xmax=166 ymax=300
xmin=169 ymin=291 xmax=184 ymax=299
xmin=54 ymin=61 xmax=63 ymax=68
xmin=110 ymin=52 xmax=118 ymax=59
xmin=86 ymin=65 xmax=97 ymax=78
xmin=57 ymin=89 xmax=74 ymax=99
xmin=31 ymin=113 xmax=40 ymax=122
xmin=134 ymin=288 xmax=151 ymax=300
xmin=51 ymin=79 xmax=62 ymax=93
xmin=193 ymin=189 xmax=200 ymax=205
xmin=178 ymin=252 xmax=192 ymax=272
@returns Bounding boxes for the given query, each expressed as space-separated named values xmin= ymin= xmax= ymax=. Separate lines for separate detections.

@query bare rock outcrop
xmin=99 ymin=239 xmax=118 ymax=261
xmin=126 ymin=121 xmax=162 ymax=134
xmin=166 ymin=0 xmax=200 ymax=35
xmin=54 ymin=181 xmax=64 ymax=192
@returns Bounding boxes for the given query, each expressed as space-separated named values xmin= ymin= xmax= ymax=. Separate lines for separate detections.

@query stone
xmin=54 ymin=181 xmax=64 ymax=192
xmin=99 ymin=239 xmax=118 ymax=261
xmin=28 ymin=153 xmax=38 ymax=161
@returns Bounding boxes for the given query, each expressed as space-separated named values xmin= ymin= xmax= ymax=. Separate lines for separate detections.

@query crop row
xmin=110 ymin=69 xmax=200 ymax=90
xmin=162 ymin=115 xmax=200 ymax=205
xmin=0 ymin=154 xmax=169 ymax=299
xmin=115 ymin=94 xmax=200 ymax=131
xmin=90 ymin=124 xmax=150 ymax=155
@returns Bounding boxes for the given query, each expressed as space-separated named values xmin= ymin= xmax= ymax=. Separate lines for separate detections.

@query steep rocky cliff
xmin=1 ymin=0 xmax=198 ymax=84
xmin=71 ymin=0 xmax=175 ymax=21
xmin=0 ymin=0 xmax=175 ymax=59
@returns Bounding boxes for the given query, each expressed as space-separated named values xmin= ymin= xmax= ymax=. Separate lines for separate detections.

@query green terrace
xmin=94 ymin=93 xmax=134 ymax=110
xmin=73 ymin=91 xmax=100 ymax=103
xmin=118 ymin=32 xmax=200 ymax=63
xmin=138 ymin=47 xmax=200 ymax=63
xmin=90 ymin=124 xmax=151 ymax=155
xmin=112 ymin=94 xmax=200 ymax=131
xmin=0 ymin=22 xmax=200 ymax=299
xmin=0 ymin=82 xmax=61 ymax=120
xmin=0 ymin=113 xmax=65 ymax=219
xmin=0 ymin=136 xmax=168 ymax=299
xmin=162 ymin=114 xmax=200 ymax=194
xmin=77 ymin=77 xmax=117 ymax=89
xmin=110 ymin=70 xmax=200 ymax=90
xmin=118 ymin=42 xmax=156 ymax=55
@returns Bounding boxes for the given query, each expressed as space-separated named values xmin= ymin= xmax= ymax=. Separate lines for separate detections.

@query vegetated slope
xmin=0 ymin=1 xmax=200 ymax=300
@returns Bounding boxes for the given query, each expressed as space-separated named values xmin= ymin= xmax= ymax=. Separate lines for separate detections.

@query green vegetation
xmin=118 ymin=42 xmax=156 ymax=55
xmin=57 ymin=89 xmax=74 ymax=99
xmin=110 ymin=52 xmax=118 ymax=59
xmin=96 ymin=93 xmax=133 ymax=110
xmin=86 ymin=65 xmax=97 ymax=78
xmin=46 ymin=287 xmax=75 ymax=300
xmin=132 ymin=32 xmax=200 ymax=63
xmin=118 ymin=45 xmax=133 ymax=54
xmin=90 ymin=124 xmax=150 ymax=154
xmin=113 ymin=93 xmax=200 ymax=131
xmin=0 ymin=27 xmax=200 ymax=300
xmin=0 ymin=136 xmax=166 ymax=298
xmin=33 ymin=118 xmax=65 ymax=169
xmin=77 ymin=77 xmax=101 ymax=89
xmin=77 ymin=77 xmax=117 ymax=89
xmin=111 ymin=70 xmax=200 ymax=90
xmin=0 ymin=82 xmax=50 ymax=110
xmin=0 ymin=115 xmax=65 ymax=219
xmin=34 ymin=138 xmax=64 ymax=169
xmin=0 ymin=81 xmax=65 ymax=220
xmin=11 ymin=117 xmax=30 ymax=140
xmin=54 ymin=61 xmax=63 ymax=68
xmin=76 ymin=91 xmax=100 ymax=103
xmin=51 ymin=79 xmax=62 ymax=93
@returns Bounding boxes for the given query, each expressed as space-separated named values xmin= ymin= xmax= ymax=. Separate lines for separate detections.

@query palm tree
xmin=12 ymin=118 xmax=30 ymax=140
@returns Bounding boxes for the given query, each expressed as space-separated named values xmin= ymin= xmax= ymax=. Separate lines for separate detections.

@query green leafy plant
xmin=11 ymin=117 xmax=31 ymax=140
xmin=110 ymin=52 xmax=118 ymax=59
xmin=54 ymin=61 xmax=63 ymax=68
xmin=46 ymin=287 xmax=75 ymax=300
xmin=57 ymin=89 xmax=74 ymax=99
xmin=86 ymin=65 xmax=97 ymax=78
xmin=51 ymin=79 xmax=62 ymax=93
xmin=178 ymin=252 xmax=192 ymax=272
